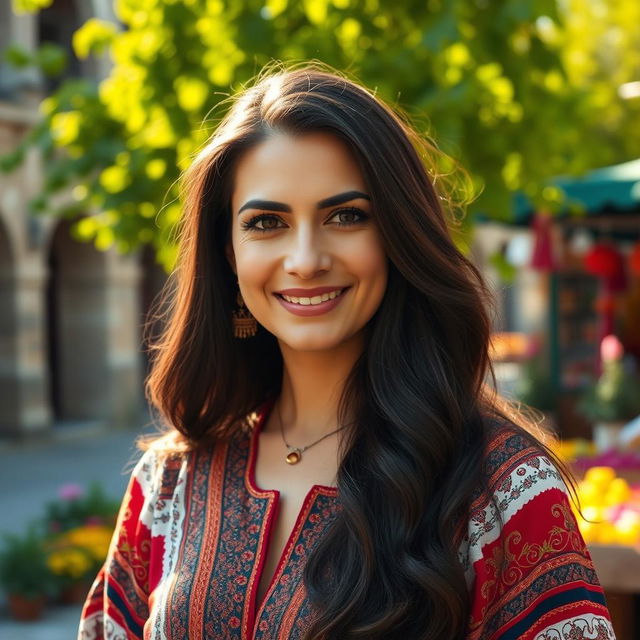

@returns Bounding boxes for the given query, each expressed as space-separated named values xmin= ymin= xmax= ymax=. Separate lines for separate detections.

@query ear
xmin=225 ymin=242 xmax=237 ymax=276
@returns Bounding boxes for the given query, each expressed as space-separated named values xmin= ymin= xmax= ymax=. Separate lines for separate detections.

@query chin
xmin=277 ymin=330 xmax=349 ymax=353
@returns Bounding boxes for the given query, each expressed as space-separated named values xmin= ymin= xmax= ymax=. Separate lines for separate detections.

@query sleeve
xmin=463 ymin=438 xmax=616 ymax=640
xmin=78 ymin=448 xmax=161 ymax=640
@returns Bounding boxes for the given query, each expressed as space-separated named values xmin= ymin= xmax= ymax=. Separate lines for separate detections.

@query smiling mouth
xmin=275 ymin=287 xmax=349 ymax=306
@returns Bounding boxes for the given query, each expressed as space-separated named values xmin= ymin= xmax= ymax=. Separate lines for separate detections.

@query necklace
xmin=276 ymin=401 xmax=347 ymax=465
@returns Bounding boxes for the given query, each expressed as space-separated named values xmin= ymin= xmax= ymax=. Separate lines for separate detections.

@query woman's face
xmin=228 ymin=131 xmax=388 ymax=352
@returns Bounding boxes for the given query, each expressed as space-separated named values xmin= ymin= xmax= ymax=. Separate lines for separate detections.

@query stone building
xmin=0 ymin=0 xmax=166 ymax=437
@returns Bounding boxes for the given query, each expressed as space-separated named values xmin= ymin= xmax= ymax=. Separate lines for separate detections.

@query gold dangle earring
xmin=232 ymin=288 xmax=257 ymax=338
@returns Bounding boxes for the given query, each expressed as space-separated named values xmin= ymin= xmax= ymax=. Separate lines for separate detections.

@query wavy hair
xmin=144 ymin=62 xmax=573 ymax=640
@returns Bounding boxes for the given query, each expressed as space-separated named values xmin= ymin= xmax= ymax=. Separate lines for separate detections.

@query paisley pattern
xmin=78 ymin=410 xmax=615 ymax=640
xmin=465 ymin=430 xmax=615 ymax=640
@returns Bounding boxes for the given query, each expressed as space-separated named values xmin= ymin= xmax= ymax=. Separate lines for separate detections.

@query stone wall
xmin=0 ymin=3 xmax=165 ymax=437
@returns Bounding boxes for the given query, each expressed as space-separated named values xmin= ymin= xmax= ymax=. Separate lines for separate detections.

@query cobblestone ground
xmin=0 ymin=416 xmax=153 ymax=639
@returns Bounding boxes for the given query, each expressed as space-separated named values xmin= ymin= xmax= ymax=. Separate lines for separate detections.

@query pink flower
xmin=58 ymin=483 xmax=84 ymax=501
xmin=601 ymin=335 xmax=623 ymax=362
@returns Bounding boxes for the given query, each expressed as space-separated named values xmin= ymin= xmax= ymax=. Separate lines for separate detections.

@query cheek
xmin=233 ymin=244 xmax=274 ymax=284
xmin=349 ymin=234 xmax=388 ymax=289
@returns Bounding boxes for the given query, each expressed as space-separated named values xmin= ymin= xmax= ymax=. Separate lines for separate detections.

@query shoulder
xmin=126 ymin=443 xmax=193 ymax=506
xmin=462 ymin=426 xmax=615 ymax=639
xmin=459 ymin=421 xmax=571 ymax=574
xmin=471 ymin=421 xmax=568 ymax=525
xmin=480 ymin=422 xmax=566 ymax=504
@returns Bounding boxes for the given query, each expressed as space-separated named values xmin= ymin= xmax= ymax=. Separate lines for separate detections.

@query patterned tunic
xmin=78 ymin=402 xmax=616 ymax=640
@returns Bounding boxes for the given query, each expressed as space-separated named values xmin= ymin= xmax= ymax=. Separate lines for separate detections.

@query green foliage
xmin=34 ymin=42 xmax=68 ymax=76
xmin=579 ymin=359 xmax=640 ymax=423
xmin=0 ymin=482 xmax=119 ymax=600
xmin=45 ymin=524 xmax=113 ymax=590
xmin=488 ymin=249 xmax=517 ymax=284
xmin=558 ymin=0 xmax=640 ymax=164
xmin=3 ymin=0 xmax=639 ymax=271
xmin=11 ymin=0 xmax=52 ymax=13
xmin=43 ymin=482 xmax=120 ymax=534
xmin=3 ymin=42 xmax=67 ymax=77
xmin=73 ymin=19 xmax=118 ymax=59
xmin=0 ymin=526 xmax=58 ymax=600
xmin=3 ymin=44 xmax=32 ymax=68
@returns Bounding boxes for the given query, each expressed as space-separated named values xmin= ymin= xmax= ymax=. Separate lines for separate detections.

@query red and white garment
xmin=78 ymin=403 xmax=615 ymax=640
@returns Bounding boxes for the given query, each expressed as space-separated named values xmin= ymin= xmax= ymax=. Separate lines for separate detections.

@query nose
xmin=282 ymin=224 xmax=332 ymax=278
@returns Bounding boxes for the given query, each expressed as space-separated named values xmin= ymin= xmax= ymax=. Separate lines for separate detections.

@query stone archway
xmin=47 ymin=219 xmax=109 ymax=422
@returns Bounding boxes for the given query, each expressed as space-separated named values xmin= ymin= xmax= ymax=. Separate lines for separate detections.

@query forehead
xmin=231 ymin=131 xmax=366 ymax=209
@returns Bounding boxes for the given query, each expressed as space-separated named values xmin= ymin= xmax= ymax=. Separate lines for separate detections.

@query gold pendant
xmin=286 ymin=451 xmax=301 ymax=465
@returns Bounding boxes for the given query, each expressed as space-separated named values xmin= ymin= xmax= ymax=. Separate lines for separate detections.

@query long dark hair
xmin=144 ymin=62 xmax=573 ymax=640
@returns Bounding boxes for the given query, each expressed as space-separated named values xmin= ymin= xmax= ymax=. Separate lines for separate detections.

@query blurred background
xmin=0 ymin=0 xmax=639 ymax=637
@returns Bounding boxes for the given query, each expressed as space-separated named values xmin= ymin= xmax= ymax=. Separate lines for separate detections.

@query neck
xmin=273 ymin=331 xmax=364 ymax=443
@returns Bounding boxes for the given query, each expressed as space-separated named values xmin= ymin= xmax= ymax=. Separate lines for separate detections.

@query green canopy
xmin=511 ymin=158 xmax=640 ymax=222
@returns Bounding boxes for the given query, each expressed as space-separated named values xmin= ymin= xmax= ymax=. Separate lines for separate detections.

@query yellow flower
xmin=584 ymin=466 xmax=616 ymax=489
xmin=46 ymin=548 xmax=92 ymax=578
xmin=604 ymin=478 xmax=631 ymax=507
xmin=58 ymin=525 xmax=113 ymax=560
xmin=47 ymin=551 xmax=68 ymax=574
xmin=64 ymin=549 xmax=92 ymax=578
xmin=46 ymin=524 xmax=114 ymax=577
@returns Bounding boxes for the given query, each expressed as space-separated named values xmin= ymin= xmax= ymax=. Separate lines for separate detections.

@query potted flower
xmin=45 ymin=524 xmax=113 ymax=603
xmin=42 ymin=483 xmax=118 ymax=603
xmin=0 ymin=525 xmax=58 ymax=620
xmin=578 ymin=335 xmax=640 ymax=451
xmin=43 ymin=482 xmax=120 ymax=535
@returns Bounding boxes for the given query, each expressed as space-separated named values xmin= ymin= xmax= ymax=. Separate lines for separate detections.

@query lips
xmin=274 ymin=287 xmax=350 ymax=316
xmin=275 ymin=286 xmax=349 ymax=297
xmin=276 ymin=287 xmax=347 ymax=304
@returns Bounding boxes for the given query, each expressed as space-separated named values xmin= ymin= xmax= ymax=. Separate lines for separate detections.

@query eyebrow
xmin=237 ymin=190 xmax=371 ymax=215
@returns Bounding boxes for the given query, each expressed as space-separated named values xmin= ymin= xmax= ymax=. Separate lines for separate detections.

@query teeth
xmin=281 ymin=289 xmax=344 ymax=305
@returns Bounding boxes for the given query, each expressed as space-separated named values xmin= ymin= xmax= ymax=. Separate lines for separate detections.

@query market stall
xmin=479 ymin=159 xmax=640 ymax=640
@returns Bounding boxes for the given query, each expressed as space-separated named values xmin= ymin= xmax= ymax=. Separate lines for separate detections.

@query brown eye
xmin=240 ymin=214 xmax=284 ymax=232
xmin=330 ymin=207 xmax=369 ymax=226
xmin=260 ymin=216 xmax=280 ymax=229
xmin=337 ymin=210 xmax=358 ymax=223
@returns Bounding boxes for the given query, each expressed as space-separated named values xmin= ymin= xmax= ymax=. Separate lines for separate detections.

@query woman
xmin=78 ymin=64 xmax=615 ymax=640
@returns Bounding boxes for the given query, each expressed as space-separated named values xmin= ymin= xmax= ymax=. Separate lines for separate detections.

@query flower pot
xmin=593 ymin=421 xmax=626 ymax=452
xmin=7 ymin=593 xmax=46 ymax=621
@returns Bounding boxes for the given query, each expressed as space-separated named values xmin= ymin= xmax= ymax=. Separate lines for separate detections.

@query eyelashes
xmin=240 ymin=207 xmax=370 ymax=233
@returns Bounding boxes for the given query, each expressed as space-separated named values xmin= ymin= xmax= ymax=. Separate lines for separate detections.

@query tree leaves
xmin=3 ymin=0 xmax=638 ymax=271
xmin=72 ymin=19 xmax=118 ymax=59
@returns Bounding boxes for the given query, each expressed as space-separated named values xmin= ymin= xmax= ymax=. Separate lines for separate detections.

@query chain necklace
xmin=276 ymin=401 xmax=347 ymax=465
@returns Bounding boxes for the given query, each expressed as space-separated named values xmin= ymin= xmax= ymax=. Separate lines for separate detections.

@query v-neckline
xmin=246 ymin=399 xmax=338 ymax=495
xmin=244 ymin=399 xmax=338 ymax=634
